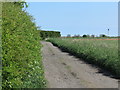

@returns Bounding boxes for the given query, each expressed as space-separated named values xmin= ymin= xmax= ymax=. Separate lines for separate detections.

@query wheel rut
xmin=41 ymin=41 xmax=118 ymax=88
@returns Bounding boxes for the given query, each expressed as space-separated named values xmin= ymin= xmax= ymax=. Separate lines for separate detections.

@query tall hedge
xmin=0 ymin=2 xmax=2 ymax=89
xmin=40 ymin=30 xmax=61 ymax=39
xmin=2 ymin=2 xmax=46 ymax=89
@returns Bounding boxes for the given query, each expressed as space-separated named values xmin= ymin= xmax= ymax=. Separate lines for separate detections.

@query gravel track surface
xmin=41 ymin=41 xmax=118 ymax=88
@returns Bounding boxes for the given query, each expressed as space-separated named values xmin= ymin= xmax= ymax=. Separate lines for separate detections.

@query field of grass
xmin=48 ymin=38 xmax=120 ymax=77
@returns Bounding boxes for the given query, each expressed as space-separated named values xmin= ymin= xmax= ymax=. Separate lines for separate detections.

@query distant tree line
xmin=40 ymin=30 xmax=61 ymax=39
xmin=66 ymin=34 xmax=108 ymax=38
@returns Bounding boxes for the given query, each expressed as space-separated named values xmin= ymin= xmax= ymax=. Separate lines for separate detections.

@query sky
xmin=26 ymin=2 xmax=118 ymax=36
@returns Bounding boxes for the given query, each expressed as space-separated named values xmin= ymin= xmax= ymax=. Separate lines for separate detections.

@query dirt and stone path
xmin=41 ymin=41 xmax=118 ymax=88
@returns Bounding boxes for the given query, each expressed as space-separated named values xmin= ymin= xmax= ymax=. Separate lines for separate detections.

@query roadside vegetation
xmin=2 ymin=2 xmax=46 ymax=89
xmin=48 ymin=38 xmax=120 ymax=78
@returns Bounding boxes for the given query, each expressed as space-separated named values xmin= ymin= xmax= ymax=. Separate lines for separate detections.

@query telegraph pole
xmin=108 ymin=29 xmax=109 ymax=36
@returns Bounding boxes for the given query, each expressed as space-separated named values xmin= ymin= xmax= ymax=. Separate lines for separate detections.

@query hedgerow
xmin=2 ymin=2 xmax=46 ymax=89
xmin=40 ymin=30 xmax=61 ymax=40
xmin=0 ymin=2 xmax=2 ymax=90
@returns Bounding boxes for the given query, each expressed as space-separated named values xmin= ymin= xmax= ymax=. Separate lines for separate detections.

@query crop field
xmin=48 ymin=38 xmax=120 ymax=77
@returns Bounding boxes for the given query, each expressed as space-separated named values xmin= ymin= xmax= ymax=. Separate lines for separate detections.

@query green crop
xmin=48 ymin=38 xmax=120 ymax=78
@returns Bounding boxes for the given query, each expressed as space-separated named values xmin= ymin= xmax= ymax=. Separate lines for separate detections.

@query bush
xmin=2 ymin=2 xmax=46 ymax=89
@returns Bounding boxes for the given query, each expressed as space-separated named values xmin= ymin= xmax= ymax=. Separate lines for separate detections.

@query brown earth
xmin=41 ymin=41 xmax=118 ymax=88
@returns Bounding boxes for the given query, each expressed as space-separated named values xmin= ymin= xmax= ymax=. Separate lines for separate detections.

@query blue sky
xmin=26 ymin=2 xmax=118 ymax=36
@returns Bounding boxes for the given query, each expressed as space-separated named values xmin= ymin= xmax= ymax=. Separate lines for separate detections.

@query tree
xmin=73 ymin=34 xmax=80 ymax=38
xmin=67 ymin=34 xmax=71 ymax=37
xmin=91 ymin=35 xmax=95 ymax=38
xmin=82 ymin=34 xmax=87 ymax=37
xmin=100 ymin=34 xmax=107 ymax=37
